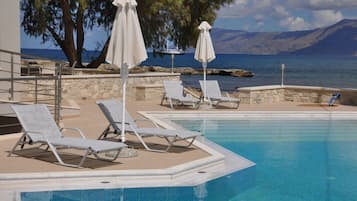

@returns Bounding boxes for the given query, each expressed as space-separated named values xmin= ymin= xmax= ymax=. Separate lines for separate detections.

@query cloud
xmin=216 ymin=0 xmax=355 ymax=31
xmin=273 ymin=5 xmax=290 ymax=18
xmin=254 ymin=14 xmax=265 ymax=22
xmin=218 ymin=0 xmax=249 ymax=18
xmin=291 ymin=0 xmax=357 ymax=10
xmin=280 ymin=16 xmax=311 ymax=31
xmin=312 ymin=10 xmax=344 ymax=27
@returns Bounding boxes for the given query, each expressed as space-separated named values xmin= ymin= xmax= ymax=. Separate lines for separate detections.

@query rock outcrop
xmin=97 ymin=64 xmax=254 ymax=78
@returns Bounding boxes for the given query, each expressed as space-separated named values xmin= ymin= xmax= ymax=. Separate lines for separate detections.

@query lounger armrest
xmin=60 ymin=127 xmax=86 ymax=139
xmin=113 ymin=121 xmax=131 ymax=125
xmin=134 ymin=118 xmax=160 ymax=128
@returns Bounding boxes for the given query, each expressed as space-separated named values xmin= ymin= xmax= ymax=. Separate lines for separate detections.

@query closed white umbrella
xmin=106 ymin=0 xmax=147 ymax=142
xmin=194 ymin=21 xmax=216 ymax=100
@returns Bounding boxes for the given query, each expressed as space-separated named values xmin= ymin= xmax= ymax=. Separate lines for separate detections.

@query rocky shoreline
xmin=97 ymin=64 xmax=255 ymax=78
xmin=22 ymin=60 xmax=255 ymax=78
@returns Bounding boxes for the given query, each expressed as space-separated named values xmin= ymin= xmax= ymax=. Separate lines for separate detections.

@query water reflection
xmin=21 ymin=167 xmax=256 ymax=201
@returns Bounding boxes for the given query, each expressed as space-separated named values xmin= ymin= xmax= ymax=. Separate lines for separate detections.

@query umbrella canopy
xmin=106 ymin=0 xmax=147 ymax=142
xmin=194 ymin=21 xmax=215 ymax=100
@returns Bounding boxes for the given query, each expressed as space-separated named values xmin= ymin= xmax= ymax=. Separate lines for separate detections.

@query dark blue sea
xmin=22 ymin=48 xmax=357 ymax=91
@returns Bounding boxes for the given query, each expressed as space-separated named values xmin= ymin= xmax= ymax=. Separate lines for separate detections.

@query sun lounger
xmin=161 ymin=80 xmax=200 ymax=109
xmin=96 ymin=99 xmax=202 ymax=152
xmin=199 ymin=80 xmax=240 ymax=109
xmin=9 ymin=104 xmax=127 ymax=168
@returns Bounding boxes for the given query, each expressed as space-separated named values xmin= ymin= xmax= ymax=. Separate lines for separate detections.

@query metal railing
xmin=0 ymin=48 xmax=65 ymax=134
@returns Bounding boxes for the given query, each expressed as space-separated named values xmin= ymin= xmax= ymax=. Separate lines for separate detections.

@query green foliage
xmin=21 ymin=0 xmax=233 ymax=67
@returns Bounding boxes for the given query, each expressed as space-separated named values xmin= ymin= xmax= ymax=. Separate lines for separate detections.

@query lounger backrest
xmin=11 ymin=104 xmax=63 ymax=142
xmin=96 ymin=99 xmax=137 ymax=131
xmin=199 ymin=80 xmax=222 ymax=98
xmin=163 ymin=80 xmax=184 ymax=99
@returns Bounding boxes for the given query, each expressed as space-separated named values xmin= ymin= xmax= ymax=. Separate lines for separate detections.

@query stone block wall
xmin=238 ymin=85 xmax=357 ymax=105
xmin=283 ymin=87 xmax=333 ymax=103
xmin=22 ymin=73 xmax=179 ymax=101
xmin=238 ymin=86 xmax=284 ymax=104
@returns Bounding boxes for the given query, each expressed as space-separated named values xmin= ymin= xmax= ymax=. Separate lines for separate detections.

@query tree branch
xmin=86 ymin=36 xmax=111 ymax=68
xmin=76 ymin=2 xmax=85 ymax=67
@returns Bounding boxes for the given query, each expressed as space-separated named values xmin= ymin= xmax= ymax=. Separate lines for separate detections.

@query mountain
xmin=211 ymin=19 xmax=357 ymax=55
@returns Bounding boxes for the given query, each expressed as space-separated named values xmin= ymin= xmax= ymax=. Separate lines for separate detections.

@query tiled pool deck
xmin=1 ymin=98 xmax=357 ymax=197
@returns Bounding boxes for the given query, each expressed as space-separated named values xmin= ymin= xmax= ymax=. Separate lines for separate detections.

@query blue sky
xmin=21 ymin=0 xmax=357 ymax=50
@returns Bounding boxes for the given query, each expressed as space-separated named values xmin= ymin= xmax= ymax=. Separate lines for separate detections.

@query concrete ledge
xmin=61 ymin=72 xmax=180 ymax=80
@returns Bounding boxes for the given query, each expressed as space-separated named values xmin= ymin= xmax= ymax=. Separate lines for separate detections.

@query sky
xmin=21 ymin=0 xmax=357 ymax=50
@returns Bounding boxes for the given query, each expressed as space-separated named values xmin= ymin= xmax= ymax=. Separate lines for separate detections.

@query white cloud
xmin=291 ymin=0 xmax=357 ymax=10
xmin=218 ymin=0 xmax=249 ymax=18
xmin=280 ymin=16 xmax=311 ymax=31
xmin=254 ymin=14 xmax=265 ymax=22
xmin=274 ymin=6 xmax=290 ymax=18
xmin=312 ymin=10 xmax=344 ymax=27
xmin=216 ymin=0 xmax=355 ymax=31
xmin=253 ymin=0 xmax=273 ymax=10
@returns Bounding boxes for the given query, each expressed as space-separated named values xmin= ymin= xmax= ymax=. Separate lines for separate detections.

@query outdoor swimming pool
xmin=22 ymin=119 xmax=357 ymax=201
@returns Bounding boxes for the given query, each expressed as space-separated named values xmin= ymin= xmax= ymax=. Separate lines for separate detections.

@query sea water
xmin=22 ymin=49 xmax=357 ymax=91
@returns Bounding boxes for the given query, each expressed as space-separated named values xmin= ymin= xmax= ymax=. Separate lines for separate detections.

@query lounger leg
xmin=208 ymin=100 xmax=214 ymax=108
xmin=94 ymin=149 xmax=121 ymax=162
xmin=186 ymin=137 xmax=196 ymax=147
xmin=132 ymin=131 xmax=167 ymax=153
xmin=236 ymin=101 xmax=240 ymax=109
xmin=47 ymin=144 xmax=66 ymax=165
xmin=163 ymin=136 xmax=177 ymax=151
xmin=169 ymin=99 xmax=174 ymax=109
xmin=160 ymin=94 xmax=167 ymax=105
xmin=98 ymin=125 xmax=111 ymax=140
xmin=49 ymin=143 xmax=91 ymax=168
xmin=165 ymin=136 xmax=196 ymax=149
xmin=8 ymin=134 xmax=26 ymax=156
xmin=78 ymin=149 xmax=91 ymax=168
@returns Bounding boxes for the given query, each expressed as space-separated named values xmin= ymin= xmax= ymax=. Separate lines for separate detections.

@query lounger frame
xmin=9 ymin=104 xmax=127 ymax=168
xmin=97 ymin=99 xmax=201 ymax=152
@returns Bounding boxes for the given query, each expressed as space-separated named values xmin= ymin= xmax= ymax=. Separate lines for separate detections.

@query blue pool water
xmin=22 ymin=120 xmax=357 ymax=201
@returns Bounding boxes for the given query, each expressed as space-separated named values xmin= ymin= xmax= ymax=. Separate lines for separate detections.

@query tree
xmin=22 ymin=0 xmax=233 ymax=68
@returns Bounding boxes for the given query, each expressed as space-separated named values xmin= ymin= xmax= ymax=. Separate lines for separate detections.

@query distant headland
xmin=212 ymin=19 xmax=357 ymax=56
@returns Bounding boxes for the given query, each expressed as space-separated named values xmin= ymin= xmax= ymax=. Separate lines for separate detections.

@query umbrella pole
xmin=121 ymin=80 xmax=126 ymax=142
xmin=121 ymin=65 xmax=129 ymax=142
xmin=171 ymin=54 xmax=174 ymax=74
xmin=203 ymin=62 xmax=207 ymax=101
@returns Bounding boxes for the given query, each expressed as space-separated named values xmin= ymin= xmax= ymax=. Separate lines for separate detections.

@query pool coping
xmin=0 ymin=109 xmax=256 ymax=193
xmin=3 ymin=110 xmax=355 ymax=194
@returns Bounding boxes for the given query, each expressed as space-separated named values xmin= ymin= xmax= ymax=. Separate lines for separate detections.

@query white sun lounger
xmin=96 ymin=99 xmax=202 ymax=152
xmin=161 ymin=80 xmax=200 ymax=109
xmin=9 ymin=104 xmax=127 ymax=168
xmin=199 ymin=80 xmax=240 ymax=109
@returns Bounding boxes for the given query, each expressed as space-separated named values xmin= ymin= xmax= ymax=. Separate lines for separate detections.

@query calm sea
xmin=22 ymin=48 xmax=357 ymax=91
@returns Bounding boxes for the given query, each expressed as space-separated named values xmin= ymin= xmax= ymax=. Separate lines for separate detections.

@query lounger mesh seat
xmin=9 ymin=104 xmax=127 ymax=168
xmin=161 ymin=80 xmax=200 ymax=109
xmin=97 ymin=99 xmax=202 ymax=152
xmin=199 ymin=80 xmax=240 ymax=109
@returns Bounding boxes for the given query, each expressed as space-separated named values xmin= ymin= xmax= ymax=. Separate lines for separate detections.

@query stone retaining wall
xmin=21 ymin=76 xmax=357 ymax=106
xmin=23 ymin=73 xmax=179 ymax=101
xmin=238 ymin=85 xmax=357 ymax=105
